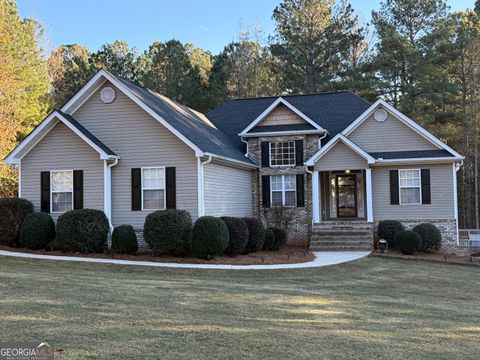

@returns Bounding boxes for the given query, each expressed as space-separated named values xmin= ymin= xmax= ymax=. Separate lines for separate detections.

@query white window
xmin=270 ymin=141 xmax=296 ymax=166
xmin=399 ymin=169 xmax=421 ymax=205
xmin=271 ymin=175 xmax=296 ymax=206
xmin=51 ymin=170 xmax=73 ymax=213
xmin=142 ymin=167 xmax=165 ymax=210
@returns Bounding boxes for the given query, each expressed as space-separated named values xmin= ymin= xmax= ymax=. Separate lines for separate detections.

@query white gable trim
xmin=342 ymin=99 xmax=464 ymax=159
xmin=239 ymin=97 xmax=327 ymax=136
xmin=306 ymin=134 xmax=375 ymax=166
xmin=4 ymin=111 xmax=118 ymax=164
xmin=61 ymin=69 xmax=204 ymax=157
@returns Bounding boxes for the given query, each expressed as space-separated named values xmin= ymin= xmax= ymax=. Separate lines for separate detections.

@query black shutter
xmin=262 ymin=175 xmax=270 ymax=208
xmin=40 ymin=172 xmax=50 ymax=213
xmin=261 ymin=142 xmax=270 ymax=167
xmin=421 ymin=169 xmax=431 ymax=204
xmin=390 ymin=170 xmax=399 ymax=205
xmin=131 ymin=168 xmax=141 ymax=211
xmin=295 ymin=140 xmax=303 ymax=166
xmin=73 ymin=170 xmax=83 ymax=209
xmin=296 ymin=174 xmax=305 ymax=207
xmin=165 ymin=167 xmax=176 ymax=209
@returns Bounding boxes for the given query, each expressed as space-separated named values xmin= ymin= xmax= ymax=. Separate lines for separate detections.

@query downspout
xmin=240 ymin=137 xmax=249 ymax=157
xmin=318 ymin=131 xmax=328 ymax=149
xmin=197 ymin=155 xmax=212 ymax=217
xmin=104 ymin=158 xmax=119 ymax=231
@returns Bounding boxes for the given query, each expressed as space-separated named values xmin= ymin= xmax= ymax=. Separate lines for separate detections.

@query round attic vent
xmin=373 ymin=108 xmax=388 ymax=122
xmin=100 ymin=87 xmax=115 ymax=104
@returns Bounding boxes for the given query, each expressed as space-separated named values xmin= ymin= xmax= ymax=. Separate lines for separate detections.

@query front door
xmin=336 ymin=174 xmax=357 ymax=218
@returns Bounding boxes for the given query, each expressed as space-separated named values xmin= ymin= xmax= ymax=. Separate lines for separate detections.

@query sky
xmin=16 ymin=0 xmax=477 ymax=55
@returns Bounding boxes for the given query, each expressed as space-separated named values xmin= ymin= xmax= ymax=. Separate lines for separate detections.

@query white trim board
xmin=342 ymin=99 xmax=464 ymax=159
xmin=239 ymin=97 xmax=327 ymax=135
xmin=306 ymin=134 xmax=375 ymax=166
xmin=4 ymin=111 xmax=118 ymax=164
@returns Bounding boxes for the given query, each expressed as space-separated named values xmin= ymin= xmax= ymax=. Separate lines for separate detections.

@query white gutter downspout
xmin=197 ymin=155 xmax=212 ymax=217
xmin=318 ymin=131 xmax=328 ymax=148
xmin=240 ymin=137 xmax=249 ymax=157
xmin=104 ymin=158 xmax=119 ymax=231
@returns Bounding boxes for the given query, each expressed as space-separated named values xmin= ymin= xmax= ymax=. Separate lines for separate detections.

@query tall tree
xmin=49 ymin=44 xmax=93 ymax=107
xmin=91 ymin=40 xmax=138 ymax=80
xmin=0 ymin=0 xmax=50 ymax=197
xmin=271 ymin=0 xmax=360 ymax=93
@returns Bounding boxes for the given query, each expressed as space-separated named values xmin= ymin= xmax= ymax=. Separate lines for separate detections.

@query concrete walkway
xmin=0 ymin=249 xmax=370 ymax=270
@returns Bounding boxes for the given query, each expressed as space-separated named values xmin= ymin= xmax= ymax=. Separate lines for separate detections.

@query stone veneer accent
xmin=248 ymin=134 xmax=320 ymax=246
xmin=375 ymin=218 xmax=458 ymax=253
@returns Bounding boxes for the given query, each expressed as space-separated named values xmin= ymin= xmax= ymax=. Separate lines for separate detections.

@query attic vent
xmin=374 ymin=108 xmax=388 ymax=122
xmin=100 ymin=87 xmax=115 ymax=104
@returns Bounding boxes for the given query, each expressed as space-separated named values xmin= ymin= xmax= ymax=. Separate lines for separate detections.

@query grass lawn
xmin=0 ymin=256 xmax=479 ymax=359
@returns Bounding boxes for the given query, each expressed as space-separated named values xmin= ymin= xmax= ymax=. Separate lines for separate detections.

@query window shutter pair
xmin=260 ymin=141 xmax=303 ymax=167
xmin=40 ymin=170 xmax=83 ymax=212
xmin=389 ymin=169 xmax=431 ymax=205
xmin=261 ymin=174 xmax=305 ymax=208
xmin=131 ymin=167 xmax=176 ymax=211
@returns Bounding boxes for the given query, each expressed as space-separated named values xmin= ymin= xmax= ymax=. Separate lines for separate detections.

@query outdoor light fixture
xmin=345 ymin=169 xmax=351 ymax=174
xmin=378 ymin=239 xmax=388 ymax=253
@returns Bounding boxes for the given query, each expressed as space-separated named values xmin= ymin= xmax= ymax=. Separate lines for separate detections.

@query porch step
xmin=310 ymin=221 xmax=374 ymax=251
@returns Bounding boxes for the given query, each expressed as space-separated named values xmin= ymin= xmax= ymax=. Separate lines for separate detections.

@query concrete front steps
xmin=311 ymin=221 xmax=374 ymax=251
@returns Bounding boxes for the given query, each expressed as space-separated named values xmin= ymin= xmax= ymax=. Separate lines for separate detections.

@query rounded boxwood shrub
xmin=394 ymin=230 xmax=422 ymax=255
xmin=221 ymin=217 xmax=249 ymax=255
xmin=263 ymin=228 xmax=276 ymax=251
xmin=268 ymin=227 xmax=288 ymax=251
xmin=243 ymin=217 xmax=265 ymax=253
xmin=111 ymin=225 xmax=138 ymax=254
xmin=54 ymin=209 xmax=109 ymax=253
xmin=19 ymin=212 xmax=55 ymax=250
xmin=143 ymin=209 xmax=193 ymax=256
xmin=378 ymin=220 xmax=405 ymax=247
xmin=192 ymin=216 xmax=229 ymax=259
xmin=0 ymin=198 xmax=34 ymax=246
xmin=412 ymin=223 xmax=441 ymax=252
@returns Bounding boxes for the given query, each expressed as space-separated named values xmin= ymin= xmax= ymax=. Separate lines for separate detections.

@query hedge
xmin=143 ymin=210 xmax=193 ymax=256
xmin=394 ymin=230 xmax=422 ymax=255
xmin=111 ymin=225 xmax=138 ymax=254
xmin=378 ymin=220 xmax=405 ymax=248
xmin=54 ymin=209 xmax=109 ymax=253
xmin=222 ymin=217 xmax=249 ymax=255
xmin=243 ymin=217 xmax=266 ymax=253
xmin=192 ymin=216 xmax=229 ymax=259
xmin=0 ymin=198 xmax=34 ymax=246
xmin=263 ymin=228 xmax=276 ymax=251
xmin=268 ymin=227 xmax=288 ymax=251
xmin=19 ymin=212 xmax=55 ymax=250
xmin=412 ymin=223 xmax=442 ymax=251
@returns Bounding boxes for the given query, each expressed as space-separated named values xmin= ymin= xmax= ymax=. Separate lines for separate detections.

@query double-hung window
xmin=142 ymin=167 xmax=165 ymax=210
xmin=270 ymin=141 xmax=295 ymax=166
xmin=51 ymin=170 xmax=73 ymax=212
xmin=271 ymin=175 xmax=296 ymax=206
xmin=399 ymin=169 xmax=421 ymax=204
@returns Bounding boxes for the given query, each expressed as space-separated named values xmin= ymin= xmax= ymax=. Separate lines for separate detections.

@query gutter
xmin=197 ymin=155 xmax=212 ymax=217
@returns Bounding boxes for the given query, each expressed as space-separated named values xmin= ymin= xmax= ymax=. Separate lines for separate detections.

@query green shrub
xmin=412 ymin=223 xmax=441 ymax=251
xmin=143 ymin=209 xmax=193 ymax=256
xmin=243 ymin=217 xmax=266 ymax=253
xmin=192 ymin=216 xmax=229 ymax=259
xmin=268 ymin=227 xmax=288 ymax=251
xmin=19 ymin=212 xmax=55 ymax=250
xmin=378 ymin=220 xmax=405 ymax=247
xmin=0 ymin=198 xmax=34 ymax=246
xmin=263 ymin=229 xmax=276 ymax=251
xmin=394 ymin=230 xmax=422 ymax=255
xmin=111 ymin=225 xmax=138 ymax=254
xmin=221 ymin=217 xmax=249 ymax=255
xmin=54 ymin=209 xmax=109 ymax=253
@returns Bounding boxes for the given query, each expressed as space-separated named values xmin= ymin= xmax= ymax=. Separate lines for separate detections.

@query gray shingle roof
xmin=369 ymin=150 xmax=454 ymax=159
xmin=248 ymin=124 xmax=317 ymax=133
xmin=56 ymin=110 xmax=118 ymax=157
xmin=206 ymin=92 xmax=371 ymax=151
xmin=110 ymin=73 xmax=253 ymax=165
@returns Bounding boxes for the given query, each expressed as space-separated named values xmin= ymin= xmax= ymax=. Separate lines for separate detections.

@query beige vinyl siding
xmin=372 ymin=163 xmax=455 ymax=220
xmin=314 ymin=142 xmax=367 ymax=171
xmin=73 ymin=82 xmax=198 ymax=227
xmin=21 ymin=121 xmax=104 ymax=221
xmin=259 ymin=104 xmax=305 ymax=126
xmin=348 ymin=111 xmax=438 ymax=152
xmin=203 ymin=162 xmax=253 ymax=217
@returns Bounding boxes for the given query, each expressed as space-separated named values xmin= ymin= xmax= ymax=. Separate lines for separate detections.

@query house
xmin=4 ymin=70 xmax=464 ymax=251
